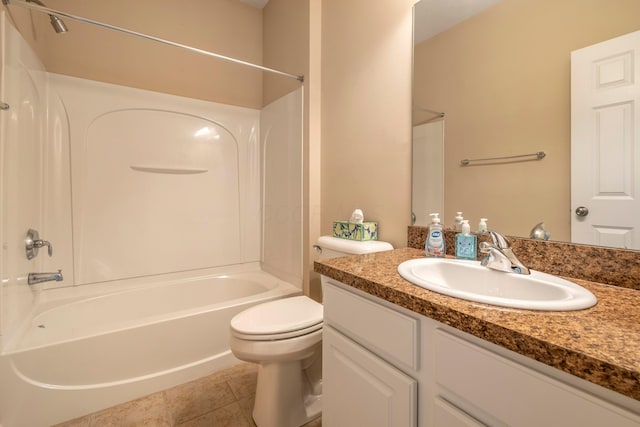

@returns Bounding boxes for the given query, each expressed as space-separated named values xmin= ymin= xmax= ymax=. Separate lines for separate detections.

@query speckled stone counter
xmin=314 ymin=247 xmax=640 ymax=402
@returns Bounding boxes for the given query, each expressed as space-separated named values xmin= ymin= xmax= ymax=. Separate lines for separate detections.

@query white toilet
xmin=229 ymin=236 xmax=393 ymax=427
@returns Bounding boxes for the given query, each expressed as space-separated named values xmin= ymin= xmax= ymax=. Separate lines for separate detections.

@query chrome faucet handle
xmin=488 ymin=231 xmax=510 ymax=249
xmin=25 ymin=228 xmax=53 ymax=259
xmin=36 ymin=239 xmax=53 ymax=257
xmin=479 ymin=240 xmax=495 ymax=254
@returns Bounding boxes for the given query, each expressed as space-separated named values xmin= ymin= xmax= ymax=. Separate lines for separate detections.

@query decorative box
xmin=332 ymin=221 xmax=378 ymax=241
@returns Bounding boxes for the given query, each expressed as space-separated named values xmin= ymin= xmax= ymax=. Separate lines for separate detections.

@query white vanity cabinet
xmin=322 ymin=278 xmax=640 ymax=427
xmin=323 ymin=280 xmax=420 ymax=426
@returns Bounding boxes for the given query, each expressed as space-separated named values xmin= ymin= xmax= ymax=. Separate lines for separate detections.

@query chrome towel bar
xmin=461 ymin=151 xmax=546 ymax=166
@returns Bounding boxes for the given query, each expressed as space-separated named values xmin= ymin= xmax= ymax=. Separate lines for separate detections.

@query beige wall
xmin=320 ymin=0 xmax=414 ymax=249
xmin=2 ymin=0 xmax=265 ymax=108
xmin=263 ymin=0 xmax=307 ymax=106
xmin=414 ymin=0 xmax=640 ymax=240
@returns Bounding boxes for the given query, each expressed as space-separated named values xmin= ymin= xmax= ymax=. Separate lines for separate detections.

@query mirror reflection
xmin=412 ymin=0 xmax=640 ymax=250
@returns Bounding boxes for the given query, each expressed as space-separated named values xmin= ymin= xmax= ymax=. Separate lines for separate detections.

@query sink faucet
xmin=480 ymin=231 xmax=530 ymax=275
xmin=28 ymin=269 xmax=63 ymax=285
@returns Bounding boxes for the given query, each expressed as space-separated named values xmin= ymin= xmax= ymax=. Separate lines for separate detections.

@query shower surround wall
xmin=45 ymin=74 xmax=300 ymax=290
xmin=46 ymin=73 xmax=263 ymax=287
xmin=0 ymin=10 xmax=48 ymax=348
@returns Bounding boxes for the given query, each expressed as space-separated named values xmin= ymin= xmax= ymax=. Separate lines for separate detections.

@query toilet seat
xmin=232 ymin=322 xmax=323 ymax=341
xmin=230 ymin=296 xmax=323 ymax=341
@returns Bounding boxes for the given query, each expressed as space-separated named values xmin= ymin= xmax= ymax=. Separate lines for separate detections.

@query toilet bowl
xmin=230 ymin=296 xmax=323 ymax=427
xmin=229 ymin=236 xmax=393 ymax=427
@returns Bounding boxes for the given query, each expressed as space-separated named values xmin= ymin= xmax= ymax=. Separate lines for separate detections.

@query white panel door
xmin=571 ymin=31 xmax=640 ymax=249
xmin=323 ymin=326 xmax=417 ymax=427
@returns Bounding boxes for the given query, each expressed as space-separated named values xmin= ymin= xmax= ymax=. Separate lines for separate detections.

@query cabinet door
xmin=324 ymin=326 xmax=417 ymax=427
xmin=435 ymin=329 xmax=640 ymax=426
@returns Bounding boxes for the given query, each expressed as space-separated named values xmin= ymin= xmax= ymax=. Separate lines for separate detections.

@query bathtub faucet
xmin=28 ymin=269 xmax=63 ymax=285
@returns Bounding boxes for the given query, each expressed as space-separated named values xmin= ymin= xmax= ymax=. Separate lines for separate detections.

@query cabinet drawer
xmin=435 ymin=329 xmax=640 ymax=427
xmin=323 ymin=281 xmax=419 ymax=370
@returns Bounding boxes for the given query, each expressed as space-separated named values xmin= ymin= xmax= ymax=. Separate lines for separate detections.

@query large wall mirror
xmin=412 ymin=0 xmax=640 ymax=250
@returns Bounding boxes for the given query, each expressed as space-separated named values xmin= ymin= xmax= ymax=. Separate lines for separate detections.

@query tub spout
xmin=28 ymin=269 xmax=63 ymax=285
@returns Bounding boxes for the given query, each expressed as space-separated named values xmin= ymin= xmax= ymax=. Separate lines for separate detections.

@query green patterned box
xmin=332 ymin=221 xmax=378 ymax=241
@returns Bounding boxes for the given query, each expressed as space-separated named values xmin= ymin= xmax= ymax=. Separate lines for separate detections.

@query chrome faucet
xmin=480 ymin=231 xmax=530 ymax=275
xmin=28 ymin=269 xmax=63 ymax=285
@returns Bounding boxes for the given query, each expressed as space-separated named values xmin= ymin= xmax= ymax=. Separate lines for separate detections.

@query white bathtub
xmin=0 ymin=265 xmax=300 ymax=427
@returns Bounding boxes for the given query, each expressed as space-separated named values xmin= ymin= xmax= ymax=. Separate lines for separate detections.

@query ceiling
xmin=238 ymin=0 xmax=501 ymax=37
xmin=238 ymin=0 xmax=501 ymax=40
xmin=414 ymin=0 xmax=502 ymax=44
xmin=239 ymin=0 xmax=269 ymax=9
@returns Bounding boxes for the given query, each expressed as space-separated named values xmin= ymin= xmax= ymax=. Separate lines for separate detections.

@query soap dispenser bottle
xmin=426 ymin=213 xmax=445 ymax=257
xmin=454 ymin=212 xmax=464 ymax=232
xmin=455 ymin=220 xmax=477 ymax=260
xmin=478 ymin=218 xmax=488 ymax=234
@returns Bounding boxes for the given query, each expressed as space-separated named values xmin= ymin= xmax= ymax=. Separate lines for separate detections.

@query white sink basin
xmin=397 ymin=258 xmax=597 ymax=311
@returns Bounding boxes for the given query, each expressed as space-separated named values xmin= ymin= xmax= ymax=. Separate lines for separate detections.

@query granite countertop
xmin=314 ymin=247 xmax=640 ymax=402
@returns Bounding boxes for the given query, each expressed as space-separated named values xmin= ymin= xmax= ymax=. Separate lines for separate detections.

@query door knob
xmin=575 ymin=206 xmax=589 ymax=217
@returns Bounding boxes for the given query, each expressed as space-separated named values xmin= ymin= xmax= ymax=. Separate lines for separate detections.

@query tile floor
xmin=54 ymin=362 xmax=322 ymax=427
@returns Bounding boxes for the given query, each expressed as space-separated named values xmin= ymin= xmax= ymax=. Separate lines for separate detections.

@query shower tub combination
xmin=0 ymin=11 xmax=304 ymax=425
xmin=0 ymin=267 xmax=299 ymax=426
xmin=0 ymin=81 xmax=302 ymax=426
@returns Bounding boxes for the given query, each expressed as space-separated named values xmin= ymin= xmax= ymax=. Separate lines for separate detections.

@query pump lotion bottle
xmin=455 ymin=220 xmax=477 ymax=260
xmin=426 ymin=213 xmax=445 ymax=257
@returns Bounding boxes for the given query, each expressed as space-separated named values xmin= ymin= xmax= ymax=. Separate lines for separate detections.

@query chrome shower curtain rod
xmin=2 ymin=0 xmax=304 ymax=82
xmin=414 ymin=107 xmax=445 ymax=118
xmin=413 ymin=106 xmax=445 ymax=125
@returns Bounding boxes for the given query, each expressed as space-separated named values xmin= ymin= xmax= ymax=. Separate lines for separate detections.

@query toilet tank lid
xmin=316 ymin=236 xmax=393 ymax=255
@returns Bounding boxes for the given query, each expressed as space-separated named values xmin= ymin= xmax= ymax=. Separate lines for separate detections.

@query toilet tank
xmin=315 ymin=236 xmax=393 ymax=260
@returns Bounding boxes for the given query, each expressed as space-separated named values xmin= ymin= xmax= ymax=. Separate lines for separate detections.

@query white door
xmin=571 ymin=31 xmax=640 ymax=249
